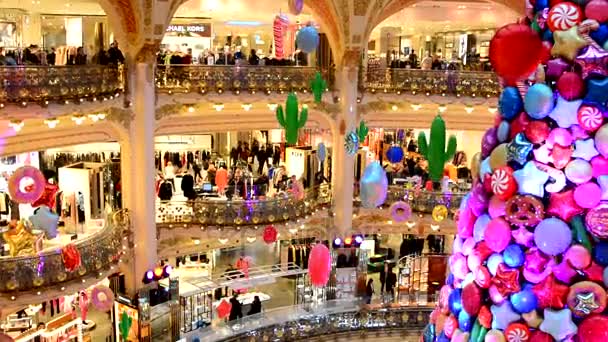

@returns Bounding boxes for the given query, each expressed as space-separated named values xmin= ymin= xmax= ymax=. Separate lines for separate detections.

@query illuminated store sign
xmin=166 ymin=24 xmax=212 ymax=37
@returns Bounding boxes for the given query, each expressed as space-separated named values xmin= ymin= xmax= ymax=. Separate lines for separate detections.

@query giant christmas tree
xmin=423 ymin=1 xmax=608 ymax=341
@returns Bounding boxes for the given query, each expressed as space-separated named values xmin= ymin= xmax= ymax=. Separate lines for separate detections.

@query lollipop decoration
xmin=423 ymin=3 xmax=608 ymax=340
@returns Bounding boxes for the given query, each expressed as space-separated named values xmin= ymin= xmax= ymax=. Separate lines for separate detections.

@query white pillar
xmin=331 ymin=65 xmax=358 ymax=238
xmin=121 ymin=61 xmax=157 ymax=295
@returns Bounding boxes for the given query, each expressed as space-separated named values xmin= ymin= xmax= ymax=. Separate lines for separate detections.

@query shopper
xmin=228 ymin=294 xmax=243 ymax=321
xmin=248 ymin=49 xmax=259 ymax=65
xmin=248 ymin=296 xmax=262 ymax=315
xmin=108 ymin=41 xmax=125 ymax=65
xmin=386 ymin=268 xmax=397 ymax=302
xmin=365 ymin=279 xmax=374 ymax=304
xmin=75 ymin=47 xmax=87 ymax=65
xmin=379 ymin=261 xmax=388 ymax=293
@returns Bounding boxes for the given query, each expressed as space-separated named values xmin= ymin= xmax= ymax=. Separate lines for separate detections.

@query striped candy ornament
xmin=578 ymin=105 xmax=603 ymax=132
xmin=548 ymin=3 xmax=582 ymax=31
xmin=273 ymin=14 xmax=290 ymax=59
xmin=491 ymin=166 xmax=517 ymax=200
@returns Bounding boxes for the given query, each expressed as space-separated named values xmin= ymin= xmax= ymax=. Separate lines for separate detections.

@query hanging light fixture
xmin=9 ymin=120 xmax=24 ymax=132
xmin=241 ymin=103 xmax=252 ymax=111
xmin=411 ymin=103 xmax=422 ymax=111
xmin=72 ymin=114 xmax=86 ymax=125
xmin=44 ymin=118 xmax=59 ymax=128
xmin=464 ymin=105 xmax=474 ymax=114
xmin=213 ymin=103 xmax=224 ymax=111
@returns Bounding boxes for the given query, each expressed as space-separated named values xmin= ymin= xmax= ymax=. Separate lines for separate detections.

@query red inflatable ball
xmin=557 ymin=71 xmax=585 ymax=100
xmin=525 ymin=120 xmax=551 ymax=144
xmin=262 ymin=225 xmax=278 ymax=244
xmin=462 ymin=282 xmax=483 ymax=315
xmin=578 ymin=315 xmax=608 ymax=341
xmin=529 ymin=330 xmax=553 ymax=342
xmin=490 ymin=24 xmax=545 ymax=85
xmin=308 ymin=243 xmax=332 ymax=287
xmin=585 ymin=0 xmax=608 ymax=23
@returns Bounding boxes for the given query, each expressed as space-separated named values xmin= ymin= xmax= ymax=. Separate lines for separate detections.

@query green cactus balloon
xmin=310 ymin=72 xmax=327 ymax=104
xmin=276 ymin=93 xmax=308 ymax=145
xmin=356 ymin=120 xmax=369 ymax=142
xmin=119 ymin=310 xmax=133 ymax=341
xmin=418 ymin=115 xmax=457 ymax=182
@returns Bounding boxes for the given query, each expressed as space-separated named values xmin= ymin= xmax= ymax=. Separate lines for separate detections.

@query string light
xmin=391 ymin=105 xmax=398 ymax=111
xmin=44 ymin=118 xmax=59 ymax=128
xmin=9 ymin=120 xmax=24 ymax=132
xmin=267 ymin=103 xmax=278 ymax=111
xmin=188 ymin=106 xmax=195 ymax=113
xmin=488 ymin=106 xmax=498 ymax=114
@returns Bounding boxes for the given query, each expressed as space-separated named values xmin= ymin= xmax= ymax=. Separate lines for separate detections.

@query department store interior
xmin=0 ymin=0 xmax=561 ymax=340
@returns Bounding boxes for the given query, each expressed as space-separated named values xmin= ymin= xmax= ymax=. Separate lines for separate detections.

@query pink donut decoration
xmin=389 ymin=201 xmax=412 ymax=223
xmin=8 ymin=166 xmax=46 ymax=204
xmin=548 ymin=3 xmax=582 ymax=32
xmin=578 ymin=105 xmax=603 ymax=132
xmin=91 ymin=285 xmax=115 ymax=312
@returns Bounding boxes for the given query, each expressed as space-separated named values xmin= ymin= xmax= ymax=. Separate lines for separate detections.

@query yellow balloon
xmin=484 ymin=329 xmax=506 ymax=342
xmin=470 ymin=152 xmax=482 ymax=181
xmin=489 ymin=143 xmax=508 ymax=171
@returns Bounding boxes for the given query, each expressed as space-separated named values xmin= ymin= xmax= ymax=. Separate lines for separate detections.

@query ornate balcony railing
xmin=156 ymin=185 xmax=331 ymax=228
xmin=155 ymin=65 xmax=320 ymax=95
xmin=364 ymin=68 xmax=500 ymax=98
xmin=0 ymin=210 xmax=126 ymax=294
xmin=195 ymin=299 xmax=432 ymax=341
xmin=0 ymin=65 xmax=123 ymax=105
xmin=384 ymin=186 xmax=466 ymax=213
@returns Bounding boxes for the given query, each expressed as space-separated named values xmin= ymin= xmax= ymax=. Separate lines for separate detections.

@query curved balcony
xmin=0 ymin=65 xmax=123 ymax=106
xmin=364 ymin=68 xmax=500 ymax=98
xmin=156 ymin=186 xmax=331 ymax=229
xmin=155 ymin=65 xmax=320 ymax=95
xmin=384 ymin=186 xmax=466 ymax=213
xmin=0 ymin=210 xmax=126 ymax=296
xmin=196 ymin=300 xmax=431 ymax=341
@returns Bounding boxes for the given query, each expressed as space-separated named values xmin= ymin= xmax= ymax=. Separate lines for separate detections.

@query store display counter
xmin=13 ymin=313 xmax=84 ymax=342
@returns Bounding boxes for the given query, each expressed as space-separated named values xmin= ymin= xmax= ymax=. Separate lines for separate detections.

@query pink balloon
xmin=565 ymin=244 xmax=592 ymax=269
xmin=553 ymin=260 xmax=578 ymax=283
xmin=453 ymin=236 xmax=464 ymax=254
xmin=547 ymin=127 xmax=573 ymax=147
xmin=450 ymin=253 xmax=469 ymax=279
xmin=469 ymin=183 xmax=489 ymax=216
xmin=308 ymin=243 xmax=332 ymax=287
xmin=468 ymin=253 xmax=482 ymax=271
xmin=489 ymin=195 xmax=507 ymax=218
xmin=523 ymin=260 xmax=555 ymax=284
xmin=591 ymin=156 xmax=608 ymax=178
xmin=458 ymin=206 xmax=476 ymax=238
xmin=489 ymin=285 xmax=506 ymax=304
xmin=574 ymin=182 xmax=602 ymax=208
xmin=462 ymin=237 xmax=476 ymax=256
xmin=484 ymin=218 xmax=512 ymax=252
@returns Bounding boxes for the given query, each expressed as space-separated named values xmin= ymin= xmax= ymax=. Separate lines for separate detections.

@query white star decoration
xmin=572 ymin=138 xmax=599 ymax=161
xmin=540 ymin=308 xmax=578 ymax=341
xmin=549 ymin=96 xmax=582 ymax=128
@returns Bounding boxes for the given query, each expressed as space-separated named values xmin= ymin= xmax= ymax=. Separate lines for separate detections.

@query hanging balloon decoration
xmin=8 ymin=166 xmax=46 ymax=204
xmin=216 ymin=299 xmax=232 ymax=319
xmin=360 ymin=162 xmax=388 ymax=208
xmin=263 ymin=225 xmax=278 ymax=244
xmin=308 ymin=243 xmax=331 ymax=287
xmin=296 ymin=25 xmax=320 ymax=54
xmin=345 ymin=131 xmax=359 ymax=155
xmin=288 ymin=0 xmax=304 ymax=15
xmin=390 ymin=201 xmax=412 ymax=223
xmin=61 ymin=244 xmax=82 ymax=272
xmin=273 ymin=14 xmax=290 ymax=59
xmin=316 ymin=142 xmax=327 ymax=163
xmin=91 ymin=285 xmax=115 ymax=312
xmin=386 ymin=145 xmax=405 ymax=163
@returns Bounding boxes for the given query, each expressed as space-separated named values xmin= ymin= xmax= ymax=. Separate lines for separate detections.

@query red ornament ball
xmin=529 ymin=330 xmax=553 ymax=342
xmin=525 ymin=120 xmax=551 ymax=144
xmin=578 ymin=315 xmax=608 ymax=342
xmin=262 ymin=225 xmax=278 ymax=244
xmin=557 ymin=71 xmax=585 ymax=100
xmin=585 ymin=0 xmax=608 ymax=23
xmin=462 ymin=282 xmax=483 ymax=315
xmin=490 ymin=24 xmax=546 ymax=85
xmin=491 ymin=166 xmax=517 ymax=200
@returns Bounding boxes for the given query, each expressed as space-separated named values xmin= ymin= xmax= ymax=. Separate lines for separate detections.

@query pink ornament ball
xmin=557 ymin=71 xmax=585 ymax=100
xmin=591 ymin=156 xmax=608 ymax=178
xmin=565 ymin=244 xmax=592 ymax=269
xmin=458 ymin=206 xmax=476 ymax=238
xmin=484 ymin=218 xmax=512 ymax=252
xmin=450 ymin=253 xmax=469 ymax=279
xmin=489 ymin=195 xmax=507 ymax=218
xmin=574 ymin=182 xmax=602 ymax=208
xmin=308 ymin=243 xmax=332 ymax=287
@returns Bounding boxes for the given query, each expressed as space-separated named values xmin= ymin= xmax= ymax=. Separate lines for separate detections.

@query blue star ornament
xmin=29 ymin=205 xmax=59 ymax=239
xmin=572 ymin=138 xmax=599 ymax=161
xmin=507 ymin=133 xmax=534 ymax=165
xmin=491 ymin=302 xmax=521 ymax=330
xmin=549 ymin=96 xmax=582 ymax=128
xmin=513 ymin=161 xmax=549 ymax=198
xmin=539 ymin=308 xmax=578 ymax=341
xmin=585 ymin=77 xmax=608 ymax=105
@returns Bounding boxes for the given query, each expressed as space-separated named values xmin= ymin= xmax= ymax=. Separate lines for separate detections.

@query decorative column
xmin=120 ymin=46 xmax=158 ymax=295
xmin=331 ymin=49 xmax=361 ymax=238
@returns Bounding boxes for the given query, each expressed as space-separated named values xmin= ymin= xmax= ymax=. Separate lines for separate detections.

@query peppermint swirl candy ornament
xmin=548 ymin=3 xmax=582 ymax=31
xmin=491 ymin=166 xmax=517 ymax=200
xmin=505 ymin=322 xmax=531 ymax=342
xmin=578 ymin=105 xmax=603 ymax=132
